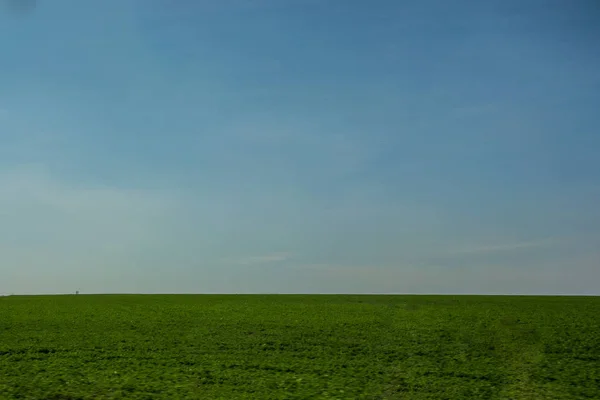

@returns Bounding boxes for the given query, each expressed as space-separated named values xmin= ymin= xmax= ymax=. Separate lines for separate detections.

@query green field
xmin=0 ymin=295 xmax=598 ymax=399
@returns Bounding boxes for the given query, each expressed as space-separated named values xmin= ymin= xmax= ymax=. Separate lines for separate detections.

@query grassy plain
xmin=0 ymin=295 xmax=599 ymax=399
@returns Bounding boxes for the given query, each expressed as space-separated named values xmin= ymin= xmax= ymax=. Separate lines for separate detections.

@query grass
xmin=0 ymin=294 xmax=599 ymax=399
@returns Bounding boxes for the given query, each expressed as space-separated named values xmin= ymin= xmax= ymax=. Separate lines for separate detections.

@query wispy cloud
xmin=221 ymin=252 xmax=292 ymax=266
xmin=285 ymin=259 xmax=600 ymax=295
xmin=447 ymin=238 xmax=561 ymax=255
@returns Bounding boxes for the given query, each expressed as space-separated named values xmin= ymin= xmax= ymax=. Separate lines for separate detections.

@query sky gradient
xmin=1 ymin=0 xmax=599 ymax=295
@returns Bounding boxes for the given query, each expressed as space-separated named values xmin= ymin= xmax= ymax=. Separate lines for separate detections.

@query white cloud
xmin=446 ymin=238 xmax=561 ymax=255
xmin=221 ymin=252 xmax=292 ymax=266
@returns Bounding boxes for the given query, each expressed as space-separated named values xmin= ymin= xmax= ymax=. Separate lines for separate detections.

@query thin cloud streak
xmin=447 ymin=238 xmax=563 ymax=255
xmin=221 ymin=252 xmax=292 ymax=266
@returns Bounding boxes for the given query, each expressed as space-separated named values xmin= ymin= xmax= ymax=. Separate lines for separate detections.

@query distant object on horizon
xmin=4 ymin=0 xmax=36 ymax=15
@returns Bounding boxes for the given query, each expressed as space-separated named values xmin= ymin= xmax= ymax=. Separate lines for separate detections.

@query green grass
xmin=0 ymin=295 xmax=598 ymax=399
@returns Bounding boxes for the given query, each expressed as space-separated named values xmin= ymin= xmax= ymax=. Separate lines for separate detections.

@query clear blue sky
xmin=1 ymin=0 xmax=599 ymax=294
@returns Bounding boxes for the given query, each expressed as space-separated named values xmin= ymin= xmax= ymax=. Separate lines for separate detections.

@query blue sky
xmin=1 ymin=0 xmax=599 ymax=294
